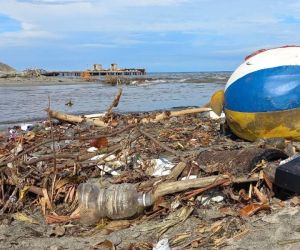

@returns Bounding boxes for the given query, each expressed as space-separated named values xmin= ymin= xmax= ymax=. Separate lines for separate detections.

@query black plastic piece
xmin=275 ymin=156 xmax=300 ymax=193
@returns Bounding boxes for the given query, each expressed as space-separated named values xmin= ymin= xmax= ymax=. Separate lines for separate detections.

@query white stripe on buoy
xmin=225 ymin=47 xmax=300 ymax=91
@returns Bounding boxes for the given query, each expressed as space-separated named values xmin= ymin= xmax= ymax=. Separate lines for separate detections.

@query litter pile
xmin=1 ymin=90 xmax=300 ymax=249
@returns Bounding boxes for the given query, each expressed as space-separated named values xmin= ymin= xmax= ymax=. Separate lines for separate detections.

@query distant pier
xmin=42 ymin=63 xmax=146 ymax=77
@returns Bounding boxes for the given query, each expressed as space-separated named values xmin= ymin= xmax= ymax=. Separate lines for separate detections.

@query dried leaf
xmin=239 ymin=203 xmax=270 ymax=217
xmin=253 ymin=186 xmax=268 ymax=204
xmin=24 ymin=131 xmax=35 ymax=141
xmin=291 ymin=196 xmax=300 ymax=206
xmin=169 ymin=232 xmax=192 ymax=246
xmin=239 ymin=189 xmax=250 ymax=201
xmin=19 ymin=185 xmax=30 ymax=202
xmin=42 ymin=188 xmax=53 ymax=210
xmin=55 ymin=178 xmax=71 ymax=190
xmin=90 ymin=137 xmax=108 ymax=149
xmin=142 ymin=206 xmax=194 ymax=236
xmin=93 ymin=239 xmax=116 ymax=250
xmin=124 ymin=242 xmax=153 ymax=250
xmin=46 ymin=214 xmax=80 ymax=224
xmin=210 ymin=220 xmax=224 ymax=233
xmin=105 ymin=220 xmax=131 ymax=232
xmin=263 ymin=171 xmax=273 ymax=190
xmin=14 ymin=212 xmax=39 ymax=224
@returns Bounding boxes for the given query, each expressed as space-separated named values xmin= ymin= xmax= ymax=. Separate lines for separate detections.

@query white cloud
xmin=1 ymin=0 xmax=300 ymax=55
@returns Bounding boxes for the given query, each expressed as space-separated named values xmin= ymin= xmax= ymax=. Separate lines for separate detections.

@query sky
xmin=1 ymin=0 xmax=300 ymax=72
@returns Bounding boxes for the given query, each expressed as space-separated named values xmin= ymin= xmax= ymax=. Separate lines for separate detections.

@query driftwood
xmin=153 ymin=175 xmax=229 ymax=199
xmin=48 ymin=109 xmax=107 ymax=127
xmin=153 ymin=174 xmax=260 ymax=199
xmin=106 ymin=88 xmax=123 ymax=115
xmin=141 ymin=107 xmax=211 ymax=123
xmin=48 ymin=107 xmax=211 ymax=127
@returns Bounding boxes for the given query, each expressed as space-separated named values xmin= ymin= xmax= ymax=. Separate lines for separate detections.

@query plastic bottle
xmin=77 ymin=183 xmax=153 ymax=224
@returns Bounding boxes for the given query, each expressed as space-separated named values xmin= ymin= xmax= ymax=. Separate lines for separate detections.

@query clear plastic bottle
xmin=77 ymin=183 xmax=153 ymax=224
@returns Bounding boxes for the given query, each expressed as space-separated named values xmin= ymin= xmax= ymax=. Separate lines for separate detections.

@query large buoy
xmin=211 ymin=46 xmax=300 ymax=141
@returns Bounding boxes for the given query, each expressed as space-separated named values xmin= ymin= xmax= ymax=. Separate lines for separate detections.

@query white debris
xmin=211 ymin=195 xmax=224 ymax=202
xmin=181 ymin=175 xmax=197 ymax=180
xmin=198 ymin=196 xmax=211 ymax=206
xmin=209 ymin=111 xmax=225 ymax=120
xmin=20 ymin=123 xmax=33 ymax=131
xmin=198 ymin=195 xmax=224 ymax=205
xmin=87 ymin=147 xmax=98 ymax=153
xmin=151 ymin=158 xmax=175 ymax=177
xmin=97 ymin=165 xmax=120 ymax=176
xmin=279 ymin=153 xmax=300 ymax=165
xmin=153 ymin=239 xmax=171 ymax=250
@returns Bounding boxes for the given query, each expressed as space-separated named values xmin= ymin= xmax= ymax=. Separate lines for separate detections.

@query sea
xmin=0 ymin=72 xmax=230 ymax=130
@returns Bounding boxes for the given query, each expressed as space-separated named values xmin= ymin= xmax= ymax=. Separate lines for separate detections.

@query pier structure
xmin=43 ymin=63 xmax=146 ymax=77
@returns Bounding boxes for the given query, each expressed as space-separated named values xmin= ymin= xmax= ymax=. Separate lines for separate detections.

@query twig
xmin=0 ymin=186 xmax=18 ymax=215
xmin=0 ymin=124 xmax=136 ymax=169
xmin=138 ymin=128 xmax=181 ymax=157
xmin=278 ymin=238 xmax=300 ymax=246
xmin=106 ymin=88 xmax=123 ymax=115
xmin=182 ymin=178 xmax=228 ymax=200
xmin=47 ymin=96 xmax=57 ymax=172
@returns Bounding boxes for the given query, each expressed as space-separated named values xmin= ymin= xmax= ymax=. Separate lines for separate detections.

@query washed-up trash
xmin=275 ymin=154 xmax=300 ymax=193
xmin=50 ymin=142 xmax=61 ymax=151
xmin=212 ymin=195 xmax=224 ymax=202
xmin=90 ymin=154 xmax=124 ymax=175
xmin=150 ymin=158 xmax=175 ymax=177
xmin=8 ymin=129 xmax=18 ymax=140
xmin=97 ymin=165 xmax=120 ymax=176
xmin=78 ymin=183 xmax=153 ymax=224
xmin=197 ymin=195 xmax=224 ymax=205
xmin=20 ymin=123 xmax=34 ymax=131
xmin=153 ymin=239 xmax=171 ymax=250
xmin=181 ymin=175 xmax=197 ymax=180
xmin=201 ymin=110 xmax=225 ymax=120
xmin=87 ymin=147 xmax=98 ymax=153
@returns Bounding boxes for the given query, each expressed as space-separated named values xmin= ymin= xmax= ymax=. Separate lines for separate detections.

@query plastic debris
xmin=150 ymin=158 xmax=175 ymax=177
xmin=153 ymin=239 xmax=171 ymax=250
xmin=275 ymin=154 xmax=300 ymax=193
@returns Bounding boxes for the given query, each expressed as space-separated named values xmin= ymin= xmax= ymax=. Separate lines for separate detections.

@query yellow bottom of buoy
xmin=225 ymin=108 xmax=300 ymax=141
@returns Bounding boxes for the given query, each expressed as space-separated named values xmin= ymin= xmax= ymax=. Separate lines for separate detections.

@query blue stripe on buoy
xmin=224 ymin=65 xmax=300 ymax=112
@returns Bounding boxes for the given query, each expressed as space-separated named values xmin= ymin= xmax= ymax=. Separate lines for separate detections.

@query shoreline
xmin=0 ymin=76 xmax=99 ymax=87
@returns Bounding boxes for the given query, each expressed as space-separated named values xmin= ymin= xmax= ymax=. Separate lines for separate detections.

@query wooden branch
xmin=141 ymin=107 xmax=211 ymax=123
xmin=183 ymin=178 xmax=228 ymax=200
xmin=0 ymin=124 xmax=136 ymax=169
xmin=106 ymin=88 xmax=123 ymax=115
xmin=0 ymin=186 xmax=18 ymax=215
xmin=166 ymin=162 xmax=186 ymax=181
xmin=153 ymin=175 xmax=229 ymax=199
xmin=153 ymin=174 xmax=260 ymax=199
xmin=48 ymin=109 xmax=107 ymax=127
xmin=138 ymin=128 xmax=180 ymax=156
xmin=48 ymin=96 xmax=57 ymax=172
